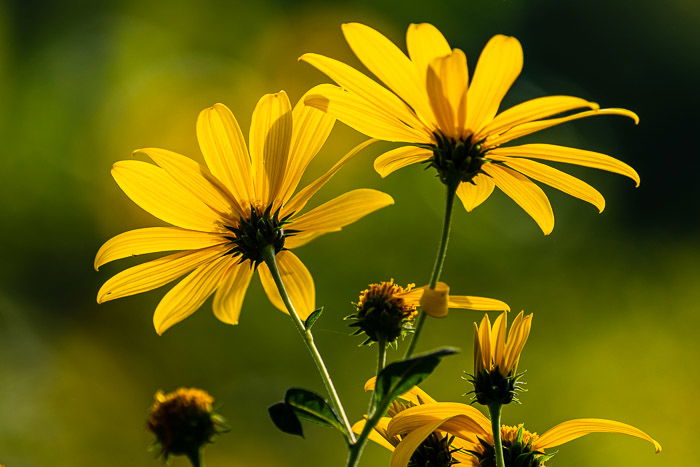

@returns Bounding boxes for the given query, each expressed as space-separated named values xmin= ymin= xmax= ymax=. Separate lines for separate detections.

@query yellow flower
xmin=386 ymin=399 xmax=661 ymax=467
xmin=95 ymin=89 xmax=393 ymax=334
xmin=301 ymin=23 xmax=640 ymax=234
xmin=472 ymin=311 xmax=532 ymax=405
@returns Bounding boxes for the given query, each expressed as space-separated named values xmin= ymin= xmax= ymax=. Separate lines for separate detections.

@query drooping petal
xmin=447 ymin=295 xmax=510 ymax=312
xmin=390 ymin=417 xmax=457 ymax=467
xmin=466 ymin=35 xmax=523 ymax=134
xmin=496 ymin=157 xmax=605 ymax=212
xmin=477 ymin=95 xmax=599 ymax=140
xmin=535 ymin=418 xmax=662 ymax=453
xmin=363 ymin=378 xmax=437 ymax=406
xmin=197 ymin=103 xmax=255 ymax=206
xmin=282 ymin=138 xmax=377 ymax=216
xmin=426 ymin=50 xmax=468 ymax=138
xmin=483 ymin=164 xmax=555 ymax=235
xmin=94 ymin=227 xmax=226 ymax=270
xmin=342 ymin=22 xmax=436 ymax=128
xmin=275 ymin=87 xmax=336 ymax=206
xmin=97 ymin=244 xmax=228 ymax=304
xmin=387 ymin=403 xmax=491 ymax=440
xmin=288 ymin=189 xmax=394 ymax=234
xmin=406 ymin=23 xmax=452 ymax=80
xmin=212 ymin=260 xmax=254 ymax=325
xmin=352 ymin=419 xmax=395 ymax=451
xmin=304 ymin=85 xmax=431 ymax=143
xmin=456 ymin=174 xmax=495 ymax=212
xmin=153 ymin=255 xmax=231 ymax=335
xmin=299 ymin=53 xmax=426 ymax=130
xmin=484 ymin=108 xmax=639 ymax=148
xmin=258 ymin=250 xmax=315 ymax=319
xmin=249 ymin=91 xmax=293 ymax=204
xmin=374 ymin=146 xmax=432 ymax=178
xmin=488 ymin=143 xmax=640 ymax=186
xmin=135 ymin=147 xmax=243 ymax=218
xmin=111 ymin=160 xmax=221 ymax=232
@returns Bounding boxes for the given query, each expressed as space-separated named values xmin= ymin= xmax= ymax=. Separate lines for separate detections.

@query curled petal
xmin=420 ymin=282 xmax=450 ymax=318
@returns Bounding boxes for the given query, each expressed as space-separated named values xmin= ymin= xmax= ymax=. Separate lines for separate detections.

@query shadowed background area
xmin=0 ymin=0 xmax=697 ymax=465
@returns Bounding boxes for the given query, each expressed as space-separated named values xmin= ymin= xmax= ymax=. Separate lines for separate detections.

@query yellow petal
xmin=249 ymin=91 xmax=293 ymax=204
xmin=478 ymin=314 xmax=493 ymax=370
xmin=258 ymin=250 xmax=315 ymax=319
xmin=352 ymin=418 xmax=395 ymax=451
xmin=288 ymin=189 xmax=393 ymax=234
xmin=342 ymin=22 xmax=436 ymax=128
xmin=495 ymin=157 xmax=605 ymax=212
xmin=420 ymin=282 xmax=450 ymax=318
xmin=483 ymin=164 xmax=554 ymax=235
xmin=456 ymin=174 xmax=495 ymax=212
xmin=535 ymin=418 xmax=661 ymax=453
xmin=363 ymin=378 xmax=437 ymax=406
xmin=406 ymin=23 xmax=452 ymax=80
xmin=275 ymin=87 xmax=336 ymax=206
xmin=426 ymin=50 xmax=468 ymax=138
xmin=484 ymin=108 xmax=639 ymax=148
xmin=491 ymin=312 xmax=508 ymax=370
xmin=466 ymin=35 xmax=523 ymax=134
xmin=282 ymin=138 xmax=377 ymax=217
xmin=299 ymin=53 xmax=426 ymax=131
xmin=304 ymin=85 xmax=431 ymax=143
xmin=153 ymin=255 xmax=231 ymax=335
xmin=487 ymin=143 xmax=640 ymax=187
xmin=478 ymin=95 xmax=599 ymax=140
xmin=503 ymin=312 xmax=532 ymax=374
xmin=135 ymin=147 xmax=242 ymax=219
xmin=95 ymin=227 xmax=226 ymax=270
xmin=97 ymin=244 xmax=228 ymax=304
xmin=374 ymin=146 xmax=432 ymax=178
xmin=283 ymin=231 xmax=326 ymax=250
xmin=447 ymin=295 xmax=510 ymax=312
xmin=387 ymin=403 xmax=491 ymax=439
xmin=473 ymin=323 xmax=484 ymax=374
xmin=111 ymin=160 xmax=220 ymax=232
xmin=212 ymin=260 xmax=254 ymax=325
xmin=196 ymin=103 xmax=255 ymax=207
xmin=390 ymin=417 xmax=456 ymax=467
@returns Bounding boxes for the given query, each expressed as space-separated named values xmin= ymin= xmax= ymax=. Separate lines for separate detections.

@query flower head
xmin=301 ymin=23 xmax=640 ymax=234
xmin=383 ymin=394 xmax=661 ymax=467
xmin=471 ymin=311 xmax=532 ymax=405
xmin=95 ymin=89 xmax=393 ymax=334
xmin=147 ymin=388 xmax=226 ymax=461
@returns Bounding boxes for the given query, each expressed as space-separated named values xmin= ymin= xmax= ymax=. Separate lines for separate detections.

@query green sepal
xmin=373 ymin=347 xmax=458 ymax=412
xmin=304 ymin=307 xmax=323 ymax=330
xmin=268 ymin=401 xmax=304 ymax=438
xmin=285 ymin=388 xmax=348 ymax=437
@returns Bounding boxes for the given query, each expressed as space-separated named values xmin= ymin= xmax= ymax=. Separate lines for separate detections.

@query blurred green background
xmin=0 ymin=0 xmax=697 ymax=465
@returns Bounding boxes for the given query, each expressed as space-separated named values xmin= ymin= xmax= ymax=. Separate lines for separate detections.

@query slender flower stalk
xmin=261 ymin=245 xmax=355 ymax=443
xmin=488 ymin=404 xmax=506 ymax=467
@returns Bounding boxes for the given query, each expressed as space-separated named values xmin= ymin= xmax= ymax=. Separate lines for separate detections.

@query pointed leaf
xmin=268 ymin=402 xmax=304 ymax=438
xmin=305 ymin=307 xmax=323 ymax=330
xmin=285 ymin=388 xmax=347 ymax=436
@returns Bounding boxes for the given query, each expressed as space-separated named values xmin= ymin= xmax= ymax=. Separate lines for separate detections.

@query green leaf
xmin=304 ymin=307 xmax=323 ymax=330
xmin=268 ymin=401 xmax=303 ymax=437
xmin=285 ymin=388 xmax=347 ymax=436
xmin=374 ymin=347 xmax=458 ymax=411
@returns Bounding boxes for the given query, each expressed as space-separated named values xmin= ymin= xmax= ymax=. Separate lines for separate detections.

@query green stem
xmin=489 ymin=404 xmax=506 ymax=467
xmin=367 ymin=339 xmax=387 ymax=411
xmin=261 ymin=246 xmax=356 ymax=444
xmin=404 ymin=181 xmax=459 ymax=358
xmin=186 ymin=450 xmax=202 ymax=467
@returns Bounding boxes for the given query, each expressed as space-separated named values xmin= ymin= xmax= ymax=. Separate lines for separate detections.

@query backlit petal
xmin=488 ymin=143 xmax=640 ymax=187
xmin=535 ymin=418 xmax=661 ymax=453
xmin=391 ymin=417 xmax=456 ymax=467
xmin=374 ymin=146 xmax=432 ymax=178
xmin=153 ymin=255 xmax=231 ymax=335
xmin=496 ymin=157 xmax=606 ymax=212
xmin=258 ymin=250 xmax=315 ymax=319
xmin=111 ymin=160 xmax=220 ymax=232
xmin=97 ymin=244 xmax=228 ymax=304
xmin=448 ymin=295 xmax=510 ymax=312
xmin=288 ymin=189 xmax=394 ymax=234
xmin=352 ymin=419 xmax=395 ymax=451
xmin=304 ymin=85 xmax=431 ymax=143
xmin=483 ymin=164 xmax=554 ymax=235
xmin=466 ymin=35 xmax=523 ymax=134
xmin=363 ymin=378 xmax=437 ymax=406
xmin=420 ymin=282 xmax=449 ymax=318
xmin=485 ymin=108 xmax=639 ymax=148
xmin=94 ymin=227 xmax=226 ymax=270
xmin=212 ymin=260 xmax=254 ymax=325
xmin=197 ymin=103 xmax=255 ymax=206
xmin=406 ymin=23 xmax=452 ymax=80
xmin=426 ymin=50 xmax=468 ymax=138
xmin=135 ymin=147 xmax=242 ymax=219
xmin=456 ymin=174 xmax=495 ymax=212
xmin=249 ymin=91 xmax=293 ymax=204
xmin=387 ymin=403 xmax=491 ymax=439
xmin=478 ymin=96 xmax=599 ymax=140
